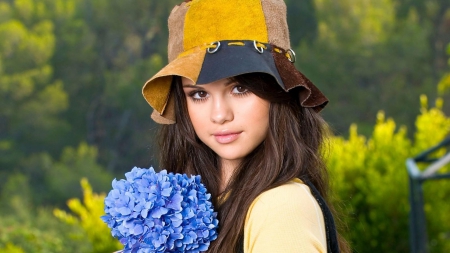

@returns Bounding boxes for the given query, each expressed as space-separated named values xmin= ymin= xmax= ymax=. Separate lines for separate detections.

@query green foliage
xmin=297 ymin=0 xmax=435 ymax=134
xmin=0 ymin=173 xmax=32 ymax=216
xmin=0 ymin=243 xmax=24 ymax=253
xmin=0 ymin=208 xmax=91 ymax=253
xmin=0 ymin=191 xmax=90 ymax=253
xmin=46 ymin=142 xmax=112 ymax=205
xmin=437 ymin=44 xmax=450 ymax=95
xmin=40 ymin=0 xmax=176 ymax=173
xmin=284 ymin=0 xmax=317 ymax=44
xmin=54 ymin=178 xmax=122 ymax=253
xmin=0 ymin=0 xmax=69 ymax=170
xmin=15 ymin=142 xmax=113 ymax=207
xmin=328 ymin=97 xmax=450 ymax=252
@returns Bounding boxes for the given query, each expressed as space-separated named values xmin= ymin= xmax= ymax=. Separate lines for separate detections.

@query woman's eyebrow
xmin=224 ymin=79 xmax=237 ymax=86
xmin=182 ymin=84 xmax=201 ymax=88
xmin=182 ymin=79 xmax=236 ymax=88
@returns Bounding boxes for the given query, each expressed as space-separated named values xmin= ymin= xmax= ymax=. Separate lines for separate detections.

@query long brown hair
xmin=158 ymin=73 xmax=349 ymax=252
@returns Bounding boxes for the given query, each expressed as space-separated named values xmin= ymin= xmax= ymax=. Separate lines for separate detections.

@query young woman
xmin=142 ymin=0 xmax=349 ymax=252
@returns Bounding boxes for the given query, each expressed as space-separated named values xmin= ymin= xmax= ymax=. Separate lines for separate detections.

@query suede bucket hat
xmin=142 ymin=0 xmax=328 ymax=124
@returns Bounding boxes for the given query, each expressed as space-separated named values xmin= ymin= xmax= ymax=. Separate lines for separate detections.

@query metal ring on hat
xmin=286 ymin=49 xmax=296 ymax=63
xmin=207 ymin=41 xmax=221 ymax=54
xmin=253 ymin=40 xmax=264 ymax=54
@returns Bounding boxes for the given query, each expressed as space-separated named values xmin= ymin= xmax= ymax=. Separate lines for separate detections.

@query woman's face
xmin=182 ymin=77 xmax=270 ymax=165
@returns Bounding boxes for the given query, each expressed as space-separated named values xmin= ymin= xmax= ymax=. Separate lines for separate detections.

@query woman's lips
xmin=213 ymin=132 xmax=241 ymax=144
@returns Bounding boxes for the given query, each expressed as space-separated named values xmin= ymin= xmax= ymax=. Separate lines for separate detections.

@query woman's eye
xmin=192 ymin=91 xmax=208 ymax=99
xmin=232 ymin=86 xmax=248 ymax=94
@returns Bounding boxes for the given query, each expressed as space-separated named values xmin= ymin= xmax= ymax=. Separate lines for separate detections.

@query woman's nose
xmin=210 ymin=97 xmax=233 ymax=124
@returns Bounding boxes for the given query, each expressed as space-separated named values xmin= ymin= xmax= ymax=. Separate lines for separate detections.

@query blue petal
xmin=166 ymin=194 xmax=183 ymax=211
xmin=118 ymin=207 xmax=131 ymax=215
xmin=151 ymin=207 xmax=169 ymax=218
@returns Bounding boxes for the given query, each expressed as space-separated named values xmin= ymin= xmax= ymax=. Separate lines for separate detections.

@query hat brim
xmin=142 ymin=41 xmax=328 ymax=124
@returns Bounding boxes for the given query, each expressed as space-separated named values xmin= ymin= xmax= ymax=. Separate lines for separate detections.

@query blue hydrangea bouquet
xmin=101 ymin=167 xmax=219 ymax=253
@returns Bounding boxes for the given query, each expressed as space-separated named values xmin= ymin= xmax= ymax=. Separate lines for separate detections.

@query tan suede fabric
xmin=183 ymin=0 xmax=268 ymax=50
xmin=151 ymin=110 xmax=175 ymax=124
xmin=142 ymin=46 xmax=207 ymax=121
xmin=143 ymin=75 xmax=172 ymax=114
xmin=261 ymin=0 xmax=290 ymax=49
xmin=168 ymin=2 xmax=189 ymax=62
xmin=151 ymin=89 xmax=176 ymax=124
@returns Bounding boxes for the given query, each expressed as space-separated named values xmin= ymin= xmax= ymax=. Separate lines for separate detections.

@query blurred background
xmin=0 ymin=0 xmax=449 ymax=252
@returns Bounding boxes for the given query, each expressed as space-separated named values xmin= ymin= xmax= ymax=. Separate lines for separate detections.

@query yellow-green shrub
xmin=0 ymin=243 xmax=24 ymax=253
xmin=54 ymin=178 xmax=122 ymax=253
xmin=328 ymin=97 xmax=450 ymax=252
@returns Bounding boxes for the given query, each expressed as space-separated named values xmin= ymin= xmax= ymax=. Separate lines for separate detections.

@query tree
xmin=0 ymin=0 xmax=69 ymax=172
xmin=395 ymin=0 xmax=450 ymax=77
xmin=296 ymin=0 xmax=433 ymax=134
xmin=48 ymin=0 xmax=179 ymax=173
xmin=438 ymin=44 xmax=450 ymax=95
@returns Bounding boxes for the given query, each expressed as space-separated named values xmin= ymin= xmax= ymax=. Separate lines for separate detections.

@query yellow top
xmin=244 ymin=178 xmax=327 ymax=253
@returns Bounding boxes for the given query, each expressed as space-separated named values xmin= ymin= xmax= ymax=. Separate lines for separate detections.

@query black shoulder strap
xmin=303 ymin=179 xmax=340 ymax=253
xmin=237 ymin=180 xmax=340 ymax=253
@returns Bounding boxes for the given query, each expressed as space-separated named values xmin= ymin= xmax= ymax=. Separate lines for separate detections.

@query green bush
xmin=0 ymin=205 xmax=90 ymax=253
xmin=0 ymin=143 xmax=114 ymax=253
xmin=17 ymin=142 xmax=113 ymax=207
xmin=328 ymin=96 xmax=450 ymax=252
xmin=54 ymin=178 xmax=122 ymax=253
xmin=0 ymin=243 xmax=24 ymax=253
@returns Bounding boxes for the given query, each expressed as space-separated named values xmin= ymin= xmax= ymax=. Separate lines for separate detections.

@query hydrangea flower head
xmin=102 ymin=167 xmax=219 ymax=253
